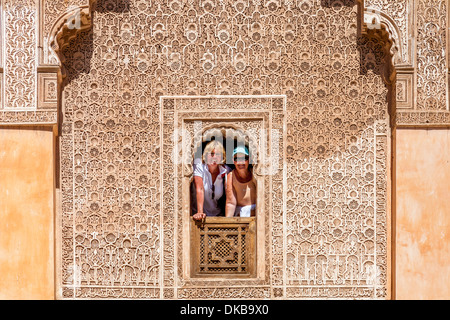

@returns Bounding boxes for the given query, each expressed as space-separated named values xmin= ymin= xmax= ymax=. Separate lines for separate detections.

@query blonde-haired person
xmin=192 ymin=140 xmax=231 ymax=220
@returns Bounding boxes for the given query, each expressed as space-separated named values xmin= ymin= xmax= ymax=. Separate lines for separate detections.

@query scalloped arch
xmin=364 ymin=7 xmax=404 ymax=66
xmin=48 ymin=5 xmax=92 ymax=64
xmin=192 ymin=122 xmax=261 ymax=170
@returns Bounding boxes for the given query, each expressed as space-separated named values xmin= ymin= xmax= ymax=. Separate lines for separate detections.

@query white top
xmin=192 ymin=159 xmax=231 ymax=216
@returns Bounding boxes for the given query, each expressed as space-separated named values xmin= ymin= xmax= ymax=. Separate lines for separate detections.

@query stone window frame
xmin=161 ymin=95 xmax=285 ymax=296
xmin=188 ymin=123 xmax=261 ymax=278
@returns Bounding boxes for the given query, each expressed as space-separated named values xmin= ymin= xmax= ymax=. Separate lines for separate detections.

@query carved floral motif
xmin=4 ymin=0 xmax=37 ymax=110
xmin=416 ymin=0 xmax=447 ymax=111
xmin=365 ymin=0 xmax=409 ymax=65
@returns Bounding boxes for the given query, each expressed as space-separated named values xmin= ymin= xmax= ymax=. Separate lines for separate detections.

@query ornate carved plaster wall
xmin=0 ymin=0 xmax=447 ymax=300
xmin=365 ymin=0 xmax=450 ymax=126
xmin=1 ymin=1 xmax=448 ymax=125
xmin=0 ymin=0 xmax=95 ymax=124
xmin=55 ymin=0 xmax=392 ymax=299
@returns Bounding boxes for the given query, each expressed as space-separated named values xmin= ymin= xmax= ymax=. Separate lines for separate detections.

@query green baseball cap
xmin=233 ymin=145 xmax=249 ymax=156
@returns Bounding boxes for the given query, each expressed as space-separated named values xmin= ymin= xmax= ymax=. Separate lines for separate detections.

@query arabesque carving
xmin=415 ymin=0 xmax=447 ymax=111
xmin=57 ymin=0 xmax=391 ymax=299
xmin=364 ymin=0 xmax=450 ymax=127
xmin=45 ymin=1 xmax=96 ymax=82
xmin=365 ymin=0 xmax=410 ymax=66
xmin=3 ymin=0 xmax=37 ymax=110
xmin=0 ymin=0 xmax=447 ymax=299
xmin=2 ymin=0 xmax=449 ymax=126
xmin=49 ymin=6 xmax=92 ymax=63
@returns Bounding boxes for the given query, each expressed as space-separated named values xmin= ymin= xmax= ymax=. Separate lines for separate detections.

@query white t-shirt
xmin=192 ymin=159 xmax=231 ymax=216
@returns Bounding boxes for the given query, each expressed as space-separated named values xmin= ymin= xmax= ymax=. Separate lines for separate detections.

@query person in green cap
xmin=225 ymin=145 xmax=257 ymax=217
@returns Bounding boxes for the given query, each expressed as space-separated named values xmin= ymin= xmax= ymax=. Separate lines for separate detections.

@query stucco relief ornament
xmin=56 ymin=0 xmax=391 ymax=299
xmin=364 ymin=9 xmax=382 ymax=30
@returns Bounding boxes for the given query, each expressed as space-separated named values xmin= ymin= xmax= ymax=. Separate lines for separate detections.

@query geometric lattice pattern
xmin=192 ymin=218 xmax=256 ymax=276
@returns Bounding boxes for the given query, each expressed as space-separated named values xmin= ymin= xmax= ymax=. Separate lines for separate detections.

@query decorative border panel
xmin=37 ymin=72 xmax=58 ymax=110
xmin=0 ymin=110 xmax=57 ymax=124
xmin=0 ymin=0 xmax=59 ymax=124
xmin=395 ymin=0 xmax=450 ymax=126
xmin=395 ymin=72 xmax=413 ymax=110
xmin=283 ymin=120 xmax=389 ymax=299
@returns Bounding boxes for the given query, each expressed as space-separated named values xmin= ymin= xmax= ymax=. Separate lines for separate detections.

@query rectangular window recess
xmin=190 ymin=217 xmax=256 ymax=278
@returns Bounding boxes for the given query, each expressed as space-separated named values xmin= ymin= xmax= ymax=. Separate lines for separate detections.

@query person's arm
xmin=225 ymin=172 xmax=237 ymax=217
xmin=193 ymin=176 xmax=206 ymax=220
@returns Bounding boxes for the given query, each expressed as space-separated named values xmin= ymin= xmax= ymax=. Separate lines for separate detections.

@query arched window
xmin=189 ymin=126 xmax=257 ymax=277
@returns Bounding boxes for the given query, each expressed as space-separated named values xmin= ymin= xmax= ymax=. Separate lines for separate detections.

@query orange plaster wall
xmin=0 ymin=127 xmax=54 ymax=300
xmin=395 ymin=129 xmax=450 ymax=300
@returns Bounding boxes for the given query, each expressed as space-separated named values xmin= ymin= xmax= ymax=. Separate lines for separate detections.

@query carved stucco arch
xmin=55 ymin=1 xmax=394 ymax=299
xmin=185 ymin=122 xmax=263 ymax=178
xmin=46 ymin=2 xmax=96 ymax=80
xmin=48 ymin=6 xmax=92 ymax=57
xmin=364 ymin=7 xmax=403 ymax=67
xmin=360 ymin=5 xmax=401 ymax=127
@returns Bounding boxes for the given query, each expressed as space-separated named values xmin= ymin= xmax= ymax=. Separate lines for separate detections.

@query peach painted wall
xmin=395 ymin=129 xmax=450 ymax=299
xmin=0 ymin=127 xmax=54 ymax=300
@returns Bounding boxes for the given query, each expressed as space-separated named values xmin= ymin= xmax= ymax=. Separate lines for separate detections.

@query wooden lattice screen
xmin=190 ymin=217 xmax=256 ymax=278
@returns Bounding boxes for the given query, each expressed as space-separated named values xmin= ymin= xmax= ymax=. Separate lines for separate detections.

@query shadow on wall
xmin=357 ymin=33 xmax=396 ymax=123
xmin=322 ymin=0 xmax=396 ymax=122
xmin=59 ymin=0 xmax=132 ymax=88
xmin=61 ymin=29 xmax=94 ymax=87
xmin=56 ymin=0 xmax=132 ymax=187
